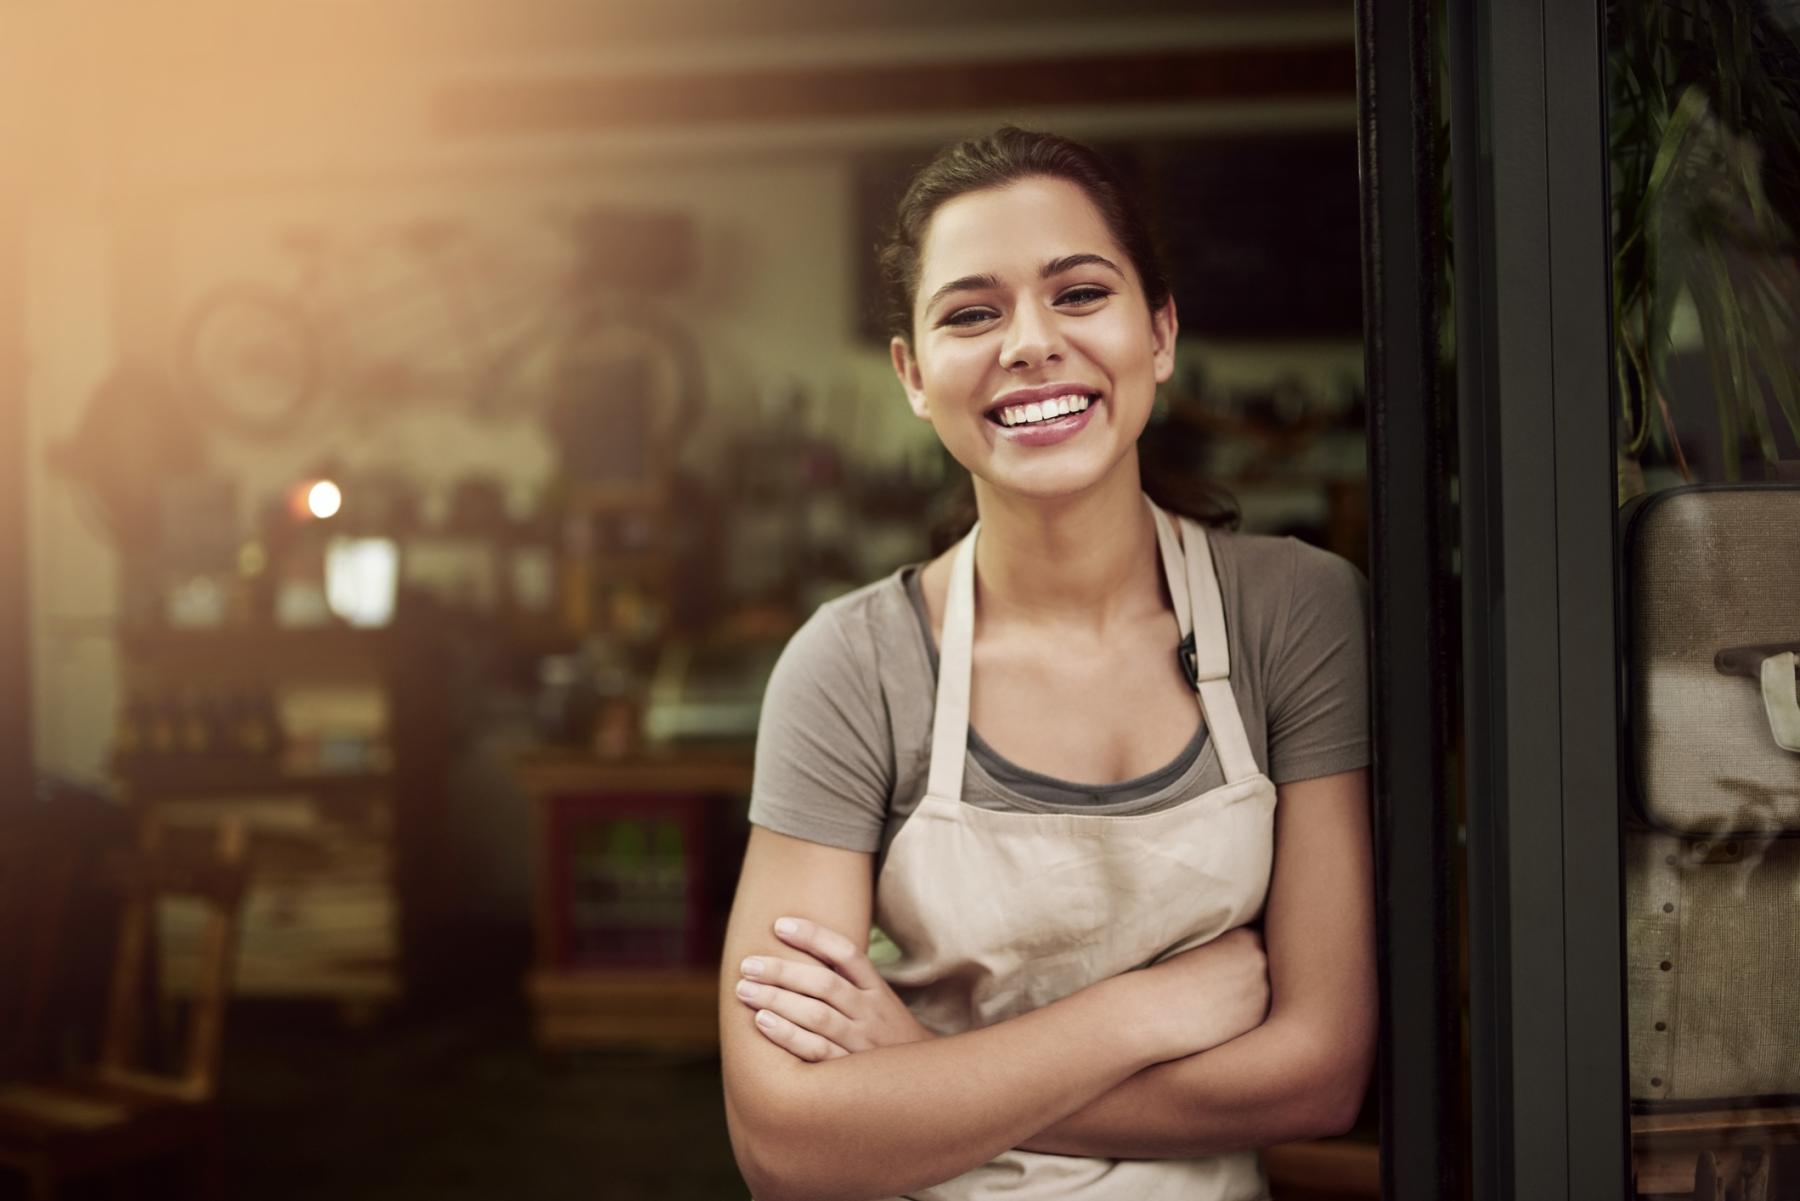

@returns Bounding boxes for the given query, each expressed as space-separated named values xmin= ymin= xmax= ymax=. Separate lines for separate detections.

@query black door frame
xmin=1448 ymin=0 xmax=1630 ymax=1197
xmin=1355 ymin=0 xmax=1466 ymax=1196
xmin=1363 ymin=0 xmax=1633 ymax=1194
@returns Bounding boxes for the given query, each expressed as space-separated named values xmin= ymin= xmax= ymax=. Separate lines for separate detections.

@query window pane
xmin=1610 ymin=1 xmax=1800 ymax=1193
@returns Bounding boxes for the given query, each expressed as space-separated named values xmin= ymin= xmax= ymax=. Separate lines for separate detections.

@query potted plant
xmin=1608 ymin=0 xmax=1800 ymax=491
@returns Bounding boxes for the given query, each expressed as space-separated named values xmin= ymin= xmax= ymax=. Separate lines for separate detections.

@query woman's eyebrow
xmin=924 ymin=272 xmax=1001 ymax=313
xmin=1042 ymin=252 xmax=1123 ymax=279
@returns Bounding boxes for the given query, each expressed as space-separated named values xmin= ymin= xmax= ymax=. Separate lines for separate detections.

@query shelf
xmin=118 ymin=626 xmax=405 ymax=683
xmin=526 ymin=967 xmax=719 ymax=1051
xmin=513 ymin=746 xmax=754 ymax=798
xmin=113 ymin=759 xmax=391 ymax=802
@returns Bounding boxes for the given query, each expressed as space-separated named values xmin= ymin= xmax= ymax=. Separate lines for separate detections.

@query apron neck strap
xmin=1164 ymin=507 xmax=1261 ymax=785
xmin=1151 ymin=503 xmax=1194 ymax=641
xmin=925 ymin=522 xmax=979 ymax=800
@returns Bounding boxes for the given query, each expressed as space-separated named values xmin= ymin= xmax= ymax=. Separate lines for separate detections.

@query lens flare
xmin=307 ymin=480 xmax=343 ymax=520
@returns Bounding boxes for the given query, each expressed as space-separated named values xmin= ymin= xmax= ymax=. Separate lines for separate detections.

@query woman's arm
xmin=1018 ymin=767 xmax=1378 ymax=1158
xmin=721 ymin=825 xmax=1222 ymax=1201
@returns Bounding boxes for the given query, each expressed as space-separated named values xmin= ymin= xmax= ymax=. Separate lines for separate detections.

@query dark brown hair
xmin=877 ymin=126 xmax=1237 ymax=550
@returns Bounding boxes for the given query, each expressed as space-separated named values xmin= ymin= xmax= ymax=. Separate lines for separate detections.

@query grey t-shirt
xmin=748 ymin=528 xmax=1370 ymax=874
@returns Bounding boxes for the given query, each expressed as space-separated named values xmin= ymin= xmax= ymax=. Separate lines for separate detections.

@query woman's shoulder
xmin=773 ymin=565 xmax=922 ymax=685
xmin=1203 ymin=527 xmax=1364 ymax=600
xmin=1199 ymin=528 xmax=1369 ymax=667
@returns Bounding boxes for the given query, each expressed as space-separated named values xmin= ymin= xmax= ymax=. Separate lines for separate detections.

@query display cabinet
xmin=515 ymin=747 xmax=751 ymax=1051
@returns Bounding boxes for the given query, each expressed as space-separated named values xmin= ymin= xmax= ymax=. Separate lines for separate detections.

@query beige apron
xmin=873 ymin=499 xmax=1276 ymax=1201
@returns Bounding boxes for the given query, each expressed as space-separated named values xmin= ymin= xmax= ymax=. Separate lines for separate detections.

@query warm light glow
xmin=307 ymin=480 xmax=343 ymax=520
xmin=326 ymin=537 xmax=398 ymax=628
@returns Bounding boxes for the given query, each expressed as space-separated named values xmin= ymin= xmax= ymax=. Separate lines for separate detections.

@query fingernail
xmin=735 ymin=980 xmax=759 ymax=999
xmin=740 ymin=957 xmax=764 ymax=976
xmin=756 ymin=1010 xmax=777 ymax=1028
xmin=774 ymin=918 xmax=798 ymax=936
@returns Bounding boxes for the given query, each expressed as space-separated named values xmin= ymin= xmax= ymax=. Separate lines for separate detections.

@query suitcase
xmin=1622 ymin=484 xmax=1800 ymax=1105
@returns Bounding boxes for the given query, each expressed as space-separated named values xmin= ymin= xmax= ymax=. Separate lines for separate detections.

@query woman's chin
xmin=974 ymin=448 xmax=1135 ymax=504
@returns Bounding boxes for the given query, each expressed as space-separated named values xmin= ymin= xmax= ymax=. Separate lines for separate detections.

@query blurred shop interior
xmin=0 ymin=2 xmax=1375 ymax=1198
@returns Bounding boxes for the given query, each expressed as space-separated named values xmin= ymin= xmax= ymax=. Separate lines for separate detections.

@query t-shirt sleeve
xmin=746 ymin=602 xmax=892 ymax=852
xmin=1265 ymin=540 xmax=1371 ymax=784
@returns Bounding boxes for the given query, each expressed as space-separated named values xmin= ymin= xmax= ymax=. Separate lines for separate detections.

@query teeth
xmin=997 ymin=394 xmax=1095 ymax=427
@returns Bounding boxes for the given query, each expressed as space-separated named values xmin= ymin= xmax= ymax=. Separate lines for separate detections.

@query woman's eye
xmin=1057 ymin=286 xmax=1113 ymax=306
xmin=941 ymin=307 xmax=998 ymax=328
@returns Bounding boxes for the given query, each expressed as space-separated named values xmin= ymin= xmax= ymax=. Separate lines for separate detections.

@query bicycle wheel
xmin=335 ymin=224 xmax=484 ymax=411
xmin=179 ymin=283 xmax=321 ymax=439
xmin=547 ymin=305 xmax=706 ymax=483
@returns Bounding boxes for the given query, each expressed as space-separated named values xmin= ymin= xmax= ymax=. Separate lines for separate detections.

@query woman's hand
xmin=1112 ymin=925 xmax=1272 ymax=1065
xmin=734 ymin=916 xmax=938 ymax=1062
xmin=1087 ymin=929 xmax=1274 ymax=1065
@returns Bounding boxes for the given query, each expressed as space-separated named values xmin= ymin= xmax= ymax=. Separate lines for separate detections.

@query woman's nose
xmin=999 ymin=303 xmax=1063 ymax=370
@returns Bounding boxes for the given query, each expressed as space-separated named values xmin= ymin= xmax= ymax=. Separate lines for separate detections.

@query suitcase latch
xmin=1686 ymin=839 xmax=1743 ymax=865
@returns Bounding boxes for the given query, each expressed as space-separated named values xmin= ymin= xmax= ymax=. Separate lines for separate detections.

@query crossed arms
xmin=719 ymin=768 xmax=1376 ymax=1201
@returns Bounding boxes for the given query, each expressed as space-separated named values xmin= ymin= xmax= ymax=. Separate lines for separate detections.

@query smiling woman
xmin=718 ymin=127 xmax=1376 ymax=1201
xmin=890 ymin=175 xmax=1172 ymax=503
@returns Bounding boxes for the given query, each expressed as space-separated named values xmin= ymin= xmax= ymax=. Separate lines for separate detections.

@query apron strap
xmin=1151 ymin=502 xmax=1194 ymax=643
xmin=925 ymin=523 xmax=979 ymax=800
xmin=1176 ymin=515 xmax=1262 ymax=786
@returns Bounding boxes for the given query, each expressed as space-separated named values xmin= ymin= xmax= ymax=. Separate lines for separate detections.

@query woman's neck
xmin=969 ymin=463 xmax=1166 ymax=634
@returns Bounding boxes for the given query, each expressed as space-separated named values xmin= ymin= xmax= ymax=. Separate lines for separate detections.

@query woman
xmin=720 ymin=127 xmax=1376 ymax=1201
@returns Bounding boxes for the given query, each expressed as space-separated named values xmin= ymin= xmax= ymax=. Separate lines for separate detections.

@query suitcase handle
xmin=1716 ymin=644 xmax=1800 ymax=753
xmin=1714 ymin=642 xmax=1800 ymax=680
xmin=1762 ymin=652 xmax=1800 ymax=753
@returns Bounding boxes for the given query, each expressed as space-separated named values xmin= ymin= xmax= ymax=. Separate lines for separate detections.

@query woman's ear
xmin=1151 ymin=298 xmax=1179 ymax=385
xmin=890 ymin=335 xmax=931 ymax=420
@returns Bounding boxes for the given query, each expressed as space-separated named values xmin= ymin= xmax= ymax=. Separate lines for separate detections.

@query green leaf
xmin=1753 ymin=334 xmax=1800 ymax=449
xmin=1709 ymin=251 xmax=1777 ymax=461
xmin=1734 ymin=261 xmax=1800 ymax=447
xmin=1646 ymin=87 xmax=1711 ymax=209
xmin=1750 ymin=261 xmax=1798 ymax=326
xmin=1689 ymin=267 xmax=1743 ymax=479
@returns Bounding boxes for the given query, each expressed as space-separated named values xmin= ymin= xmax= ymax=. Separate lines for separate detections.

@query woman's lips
xmin=992 ymin=397 xmax=1098 ymax=447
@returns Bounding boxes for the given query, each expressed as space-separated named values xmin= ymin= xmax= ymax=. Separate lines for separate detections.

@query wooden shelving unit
xmin=111 ymin=625 xmax=449 ymax=1012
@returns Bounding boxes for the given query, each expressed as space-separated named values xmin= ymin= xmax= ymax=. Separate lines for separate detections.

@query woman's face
xmin=891 ymin=176 xmax=1176 ymax=503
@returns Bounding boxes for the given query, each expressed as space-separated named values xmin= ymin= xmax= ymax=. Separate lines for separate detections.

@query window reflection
xmin=1613 ymin=1 xmax=1800 ymax=1195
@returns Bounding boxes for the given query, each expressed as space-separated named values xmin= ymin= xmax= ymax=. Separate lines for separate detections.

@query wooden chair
xmin=0 ymin=817 xmax=250 ymax=1200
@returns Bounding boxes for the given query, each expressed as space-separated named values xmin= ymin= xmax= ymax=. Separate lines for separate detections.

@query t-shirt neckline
xmin=899 ymin=563 xmax=1209 ymax=801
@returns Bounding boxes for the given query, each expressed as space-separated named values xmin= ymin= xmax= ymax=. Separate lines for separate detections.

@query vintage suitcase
xmin=1622 ymin=484 xmax=1800 ymax=1104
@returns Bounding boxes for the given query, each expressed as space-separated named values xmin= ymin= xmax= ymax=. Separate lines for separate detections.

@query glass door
xmin=1608 ymin=2 xmax=1800 ymax=1197
xmin=1440 ymin=0 xmax=1800 ymax=1197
